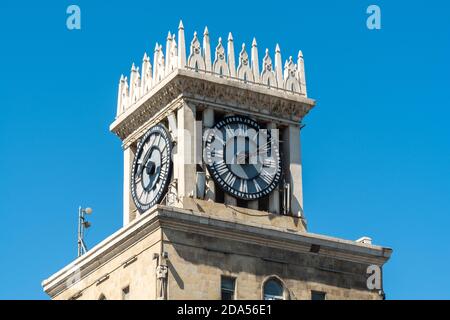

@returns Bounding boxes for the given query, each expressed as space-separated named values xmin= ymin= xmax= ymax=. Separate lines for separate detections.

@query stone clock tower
xmin=42 ymin=22 xmax=392 ymax=300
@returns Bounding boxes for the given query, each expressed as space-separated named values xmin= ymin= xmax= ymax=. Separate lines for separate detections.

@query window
xmin=263 ymin=279 xmax=284 ymax=300
xmin=221 ymin=276 xmax=236 ymax=300
xmin=311 ymin=291 xmax=326 ymax=300
xmin=122 ymin=286 xmax=130 ymax=300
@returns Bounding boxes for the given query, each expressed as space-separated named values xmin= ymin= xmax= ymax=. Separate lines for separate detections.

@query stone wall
xmin=45 ymin=205 xmax=389 ymax=300
xmin=163 ymin=227 xmax=381 ymax=300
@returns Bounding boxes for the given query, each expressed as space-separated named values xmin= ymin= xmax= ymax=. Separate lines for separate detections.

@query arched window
xmin=263 ymin=278 xmax=284 ymax=300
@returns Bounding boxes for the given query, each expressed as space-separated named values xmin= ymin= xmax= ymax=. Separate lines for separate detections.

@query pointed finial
xmin=203 ymin=27 xmax=212 ymax=72
xmin=241 ymin=43 xmax=246 ymax=50
xmin=178 ymin=20 xmax=186 ymax=68
xmin=289 ymin=56 xmax=293 ymax=62
xmin=251 ymin=39 xmax=260 ymax=82
xmin=274 ymin=44 xmax=283 ymax=88
xmin=265 ymin=48 xmax=269 ymax=55
xmin=143 ymin=52 xmax=149 ymax=61
xmin=154 ymin=42 xmax=159 ymax=51
xmin=194 ymin=31 xmax=198 ymax=38
xmin=297 ymin=50 xmax=307 ymax=96
xmin=167 ymin=31 xmax=172 ymax=39
xmin=227 ymin=32 xmax=236 ymax=77
xmin=131 ymin=63 xmax=136 ymax=71
xmin=218 ymin=37 xmax=222 ymax=44
xmin=120 ymin=74 xmax=125 ymax=81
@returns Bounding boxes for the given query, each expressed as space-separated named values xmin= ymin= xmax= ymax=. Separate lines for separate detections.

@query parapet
xmin=116 ymin=21 xmax=309 ymax=119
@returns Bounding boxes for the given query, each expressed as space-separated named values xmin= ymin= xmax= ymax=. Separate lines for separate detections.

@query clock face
xmin=131 ymin=124 xmax=172 ymax=213
xmin=205 ymin=115 xmax=281 ymax=200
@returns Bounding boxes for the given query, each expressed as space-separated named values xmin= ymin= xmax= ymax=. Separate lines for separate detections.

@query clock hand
xmin=234 ymin=138 xmax=272 ymax=164
xmin=243 ymin=138 xmax=275 ymax=160
xmin=138 ymin=148 xmax=154 ymax=176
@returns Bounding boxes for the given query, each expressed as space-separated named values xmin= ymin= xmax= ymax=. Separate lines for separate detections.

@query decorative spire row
xmin=117 ymin=21 xmax=308 ymax=117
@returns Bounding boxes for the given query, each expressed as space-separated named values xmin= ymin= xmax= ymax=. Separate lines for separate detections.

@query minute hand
xmin=236 ymin=138 xmax=274 ymax=163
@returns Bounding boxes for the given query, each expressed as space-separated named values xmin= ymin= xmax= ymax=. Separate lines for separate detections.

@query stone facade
xmin=43 ymin=202 xmax=391 ymax=300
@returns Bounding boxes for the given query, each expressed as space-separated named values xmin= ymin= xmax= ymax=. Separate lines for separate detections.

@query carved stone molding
xmin=110 ymin=69 xmax=315 ymax=141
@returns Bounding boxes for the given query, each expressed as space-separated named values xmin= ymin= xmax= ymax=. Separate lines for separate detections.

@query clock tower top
xmin=111 ymin=21 xmax=315 ymax=142
xmin=110 ymin=21 xmax=316 ymax=230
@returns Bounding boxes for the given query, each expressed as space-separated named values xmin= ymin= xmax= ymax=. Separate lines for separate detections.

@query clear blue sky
xmin=0 ymin=0 xmax=449 ymax=299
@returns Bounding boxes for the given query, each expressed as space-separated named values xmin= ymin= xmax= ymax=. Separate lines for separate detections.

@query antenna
xmin=77 ymin=206 xmax=93 ymax=257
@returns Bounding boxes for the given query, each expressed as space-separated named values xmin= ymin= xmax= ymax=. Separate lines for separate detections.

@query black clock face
xmin=131 ymin=124 xmax=172 ymax=213
xmin=205 ymin=116 xmax=281 ymax=200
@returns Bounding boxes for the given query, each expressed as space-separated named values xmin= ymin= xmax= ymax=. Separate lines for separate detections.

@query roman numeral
xmin=225 ymin=126 xmax=235 ymax=140
xmin=212 ymin=148 xmax=224 ymax=159
xmin=260 ymin=169 xmax=273 ymax=185
xmin=224 ymin=172 xmax=236 ymax=186
xmin=239 ymin=179 xmax=248 ymax=193
xmin=134 ymin=174 xmax=142 ymax=183
xmin=253 ymin=179 xmax=262 ymax=192
xmin=237 ymin=123 xmax=247 ymax=136
xmin=263 ymin=158 xmax=276 ymax=168
xmin=215 ymin=160 xmax=228 ymax=175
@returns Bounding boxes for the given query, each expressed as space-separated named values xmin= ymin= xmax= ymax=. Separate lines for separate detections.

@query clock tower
xmin=114 ymin=22 xmax=312 ymax=228
xmin=42 ymin=22 xmax=392 ymax=300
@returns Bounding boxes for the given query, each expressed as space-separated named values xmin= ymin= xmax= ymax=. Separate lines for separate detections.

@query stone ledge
xmin=110 ymin=68 xmax=316 ymax=141
xmin=42 ymin=205 xmax=392 ymax=298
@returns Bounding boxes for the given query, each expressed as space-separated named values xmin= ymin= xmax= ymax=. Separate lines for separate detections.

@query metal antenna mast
xmin=77 ymin=206 xmax=93 ymax=257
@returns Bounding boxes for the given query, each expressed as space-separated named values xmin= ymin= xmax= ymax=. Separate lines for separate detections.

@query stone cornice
xmin=159 ymin=205 xmax=392 ymax=266
xmin=41 ymin=209 xmax=162 ymax=298
xmin=42 ymin=205 xmax=391 ymax=298
xmin=110 ymin=68 xmax=316 ymax=141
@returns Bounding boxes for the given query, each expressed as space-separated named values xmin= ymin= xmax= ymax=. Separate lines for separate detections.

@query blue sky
xmin=0 ymin=0 xmax=449 ymax=299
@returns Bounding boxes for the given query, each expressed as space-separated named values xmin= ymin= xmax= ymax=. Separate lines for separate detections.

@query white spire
xmin=297 ymin=50 xmax=307 ymax=96
xmin=129 ymin=63 xmax=140 ymax=103
xmin=153 ymin=42 xmax=160 ymax=80
xmin=274 ymin=44 xmax=283 ymax=88
xmin=117 ymin=23 xmax=308 ymax=115
xmin=116 ymin=74 xmax=128 ymax=116
xmin=158 ymin=44 xmax=165 ymax=79
xmin=178 ymin=20 xmax=186 ymax=68
xmin=170 ymin=34 xmax=178 ymax=70
xmin=283 ymin=58 xmax=289 ymax=80
xmin=251 ymin=37 xmax=260 ymax=82
xmin=227 ymin=32 xmax=236 ymax=77
xmin=203 ymin=26 xmax=212 ymax=72
xmin=141 ymin=52 xmax=152 ymax=94
xmin=165 ymin=31 xmax=172 ymax=69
